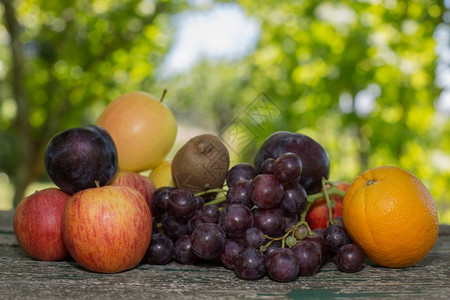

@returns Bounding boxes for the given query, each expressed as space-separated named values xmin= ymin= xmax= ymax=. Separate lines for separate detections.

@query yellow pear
xmin=149 ymin=160 xmax=174 ymax=188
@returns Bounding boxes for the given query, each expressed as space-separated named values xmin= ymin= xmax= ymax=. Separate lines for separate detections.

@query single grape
xmin=335 ymin=243 xmax=365 ymax=273
xmin=187 ymin=213 xmax=204 ymax=234
xmin=294 ymin=225 xmax=308 ymax=240
xmin=198 ymin=204 xmax=220 ymax=224
xmin=174 ymin=235 xmax=198 ymax=265
xmin=226 ymin=163 xmax=257 ymax=188
xmin=261 ymin=158 xmax=275 ymax=174
xmin=273 ymin=152 xmax=302 ymax=184
xmin=312 ymin=228 xmax=325 ymax=239
xmin=323 ymin=224 xmax=351 ymax=255
xmin=304 ymin=231 xmax=328 ymax=264
xmin=151 ymin=186 xmax=174 ymax=216
xmin=161 ymin=211 xmax=189 ymax=241
xmin=226 ymin=180 xmax=252 ymax=208
xmin=219 ymin=204 xmax=254 ymax=239
xmin=221 ymin=239 xmax=245 ymax=270
xmin=292 ymin=240 xmax=321 ymax=276
xmin=195 ymin=196 xmax=205 ymax=210
xmin=234 ymin=248 xmax=266 ymax=280
xmin=168 ymin=188 xmax=196 ymax=222
xmin=253 ymin=208 xmax=286 ymax=237
xmin=280 ymin=184 xmax=307 ymax=216
xmin=243 ymin=227 xmax=266 ymax=249
xmin=144 ymin=233 xmax=174 ymax=265
xmin=191 ymin=223 xmax=226 ymax=260
xmin=266 ymin=248 xmax=300 ymax=282
xmin=285 ymin=214 xmax=299 ymax=229
xmin=264 ymin=240 xmax=282 ymax=256
xmin=249 ymin=174 xmax=284 ymax=209
xmin=286 ymin=235 xmax=297 ymax=248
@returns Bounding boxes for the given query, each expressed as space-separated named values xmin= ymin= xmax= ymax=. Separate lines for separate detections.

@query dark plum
xmin=44 ymin=125 xmax=118 ymax=194
xmin=144 ymin=233 xmax=174 ymax=265
xmin=226 ymin=163 xmax=257 ymax=187
xmin=191 ymin=223 xmax=226 ymax=260
xmin=253 ymin=131 xmax=330 ymax=194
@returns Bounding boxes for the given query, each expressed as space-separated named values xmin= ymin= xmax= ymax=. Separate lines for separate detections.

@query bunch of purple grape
xmin=145 ymin=131 xmax=365 ymax=282
xmin=146 ymin=157 xmax=364 ymax=282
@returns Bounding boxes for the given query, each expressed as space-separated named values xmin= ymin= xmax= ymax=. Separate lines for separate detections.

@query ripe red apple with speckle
xmin=110 ymin=170 xmax=156 ymax=213
xmin=13 ymin=188 xmax=71 ymax=261
xmin=62 ymin=185 xmax=152 ymax=273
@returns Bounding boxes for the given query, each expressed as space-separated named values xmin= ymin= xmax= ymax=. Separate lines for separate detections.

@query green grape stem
xmin=300 ymin=178 xmax=346 ymax=228
xmin=195 ymin=188 xmax=228 ymax=197
xmin=192 ymin=178 xmax=346 ymax=249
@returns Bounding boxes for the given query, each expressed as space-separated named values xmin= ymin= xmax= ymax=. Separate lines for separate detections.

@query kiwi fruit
xmin=171 ymin=133 xmax=230 ymax=196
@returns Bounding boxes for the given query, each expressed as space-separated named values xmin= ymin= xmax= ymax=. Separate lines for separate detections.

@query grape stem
xmin=193 ymin=179 xmax=346 ymax=249
xmin=299 ymin=178 xmax=345 ymax=231
xmin=195 ymin=188 xmax=228 ymax=197
xmin=205 ymin=195 xmax=226 ymax=206
xmin=265 ymin=178 xmax=346 ymax=248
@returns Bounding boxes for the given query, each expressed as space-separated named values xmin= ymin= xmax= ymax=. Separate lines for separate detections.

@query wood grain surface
xmin=1 ymin=210 xmax=449 ymax=299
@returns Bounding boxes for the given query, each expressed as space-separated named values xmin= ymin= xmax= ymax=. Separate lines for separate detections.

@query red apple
xmin=305 ymin=182 xmax=349 ymax=230
xmin=96 ymin=91 xmax=178 ymax=172
xmin=13 ymin=188 xmax=71 ymax=261
xmin=110 ymin=170 xmax=156 ymax=213
xmin=63 ymin=185 xmax=152 ymax=273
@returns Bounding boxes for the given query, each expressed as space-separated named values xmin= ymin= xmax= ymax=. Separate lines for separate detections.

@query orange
xmin=342 ymin=166 xmax=439 ymax=268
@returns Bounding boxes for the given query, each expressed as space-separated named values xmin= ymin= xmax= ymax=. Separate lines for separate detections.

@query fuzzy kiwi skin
xmin=171 ymin=134 xmax=230 ymax=195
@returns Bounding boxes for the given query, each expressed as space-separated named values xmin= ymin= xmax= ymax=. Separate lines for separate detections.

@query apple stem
xmin=94 ymin=180 xmax=100 ymax=188
xmin=160 ymin=89 xmax=167 ymax=103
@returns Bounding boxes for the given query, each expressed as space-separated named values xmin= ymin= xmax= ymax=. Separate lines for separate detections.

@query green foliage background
xmin=1 ymin=0 xmax=449 ymax=222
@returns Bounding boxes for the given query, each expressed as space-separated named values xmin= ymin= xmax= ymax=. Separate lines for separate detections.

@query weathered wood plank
xmin=1 ymin=209 xmax=449 ymax=299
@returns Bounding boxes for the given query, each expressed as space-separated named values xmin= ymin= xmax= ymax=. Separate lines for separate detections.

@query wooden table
xmin=1 ymin=210 xmax=449 ymax=299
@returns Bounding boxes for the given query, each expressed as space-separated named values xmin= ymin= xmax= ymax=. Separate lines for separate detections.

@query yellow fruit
xmin=342 ymin=166 xmax=439 ymax=268
xmin=97 ymin=91 xmax=177 ymax=172
xmin=149 ymin=161 xmax=174 ymax=188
